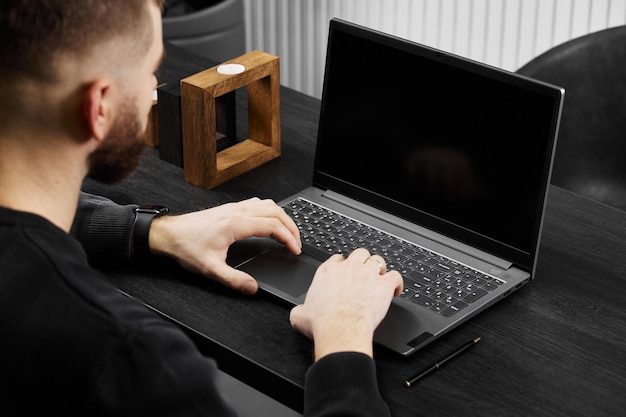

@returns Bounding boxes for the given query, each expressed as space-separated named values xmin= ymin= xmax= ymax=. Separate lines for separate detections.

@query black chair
xmin=163 ymin=0 xmax=245 ymax=63
xmin=517 ymin=25 xmax=626 ymax=210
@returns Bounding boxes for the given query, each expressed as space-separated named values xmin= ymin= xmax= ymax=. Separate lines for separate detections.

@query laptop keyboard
xmin=284 ymin=198 xmax=505 ymax=318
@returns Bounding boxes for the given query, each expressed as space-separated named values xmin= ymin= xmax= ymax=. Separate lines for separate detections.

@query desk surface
xmin=83 ymin=44 xmax=626 ymax=417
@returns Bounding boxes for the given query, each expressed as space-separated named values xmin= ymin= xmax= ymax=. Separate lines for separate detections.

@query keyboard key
xmin=451 ymin=289 xmax=468 ymax=299
xmin=407 ymin=272 xmax=433 ymax=285
xmin=420 ymin=287 xmax=433 ymax=296
xmin=433 ymin=262 xmax=452 ymax=272
xmin=441 ymin=284 xmax=456 ymax=294
xmin=451 ymin=269 xmax=464 ymax=277
xmin=442 ymin=295 xmax=457 ymax=304
xmin=482 ymin=281 xmax=498 ymax=291
xmin=401 ymin=287 xmax=417 ymax=298
xmin=471 ymin=276 xmax=487 ymax=286
xmin=452 ymin=278 xmax=464 ymax=287
xmin=431 ymin=280 xmax=446 ymax=289
xmin=406 ymin=281 xmax=425 ymax=292
xmin=409 ymin=253 xmax=427 ymax=263
xmin=463 ymin=288 xmax=488 ymax=303
xmin=410 ymin=293 xmax=436 ymax=308
xmin=430 ymin=303 xmax=446 ymax=313
xmin=388 ymin=242 xmax=403 ymax=251
xmin=430 ymin=290 xmax=446 ymax=300
xmin=441 ymin=300 xmax=468 ymax=317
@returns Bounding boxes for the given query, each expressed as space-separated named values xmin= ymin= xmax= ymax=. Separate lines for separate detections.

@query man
xmin=0 ymin=1 xmax=403 ymax=415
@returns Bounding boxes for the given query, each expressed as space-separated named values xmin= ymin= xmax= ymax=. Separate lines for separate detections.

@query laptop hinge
xmin=322 ymin=190 xmax=513 ymax=270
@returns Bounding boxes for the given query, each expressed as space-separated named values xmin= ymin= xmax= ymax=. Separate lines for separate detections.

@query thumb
xmin=289 ymin=305 xmax=312 ymax=339
xmin=208 ymin=263 xmax=259 ymax=295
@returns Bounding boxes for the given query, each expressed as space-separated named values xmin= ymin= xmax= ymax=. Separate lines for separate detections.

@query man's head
xmin=0 ymin=0 xmax=165 ymax=183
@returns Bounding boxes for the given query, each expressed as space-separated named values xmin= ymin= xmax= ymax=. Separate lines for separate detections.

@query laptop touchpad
xmin=231 ymin=239 xmax=318 ymax=302
xmin=243 ymin=248 xmax=317 ymax=299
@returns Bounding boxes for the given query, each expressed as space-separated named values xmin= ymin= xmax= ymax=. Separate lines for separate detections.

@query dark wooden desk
xmin=83 ymin=44 xmax=626 ymax=417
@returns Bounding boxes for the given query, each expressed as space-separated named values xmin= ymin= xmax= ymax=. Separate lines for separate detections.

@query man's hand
xmin=148 ymin=197 xmax=301 ymax=295
xmin=289 ymin=248 xmax=403 ymax=360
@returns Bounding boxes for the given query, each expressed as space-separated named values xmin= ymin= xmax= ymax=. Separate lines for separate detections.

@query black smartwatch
xmin=133 ymin=205 xmax=169 ymax=257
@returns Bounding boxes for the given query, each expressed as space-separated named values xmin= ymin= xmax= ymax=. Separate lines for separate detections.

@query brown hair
xmin=0 ymin=0 xmax=164 ymax=83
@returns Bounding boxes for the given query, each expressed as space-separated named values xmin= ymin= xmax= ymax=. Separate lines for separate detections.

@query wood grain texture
xmin=181 ymin=50 xmax=281 ymax=189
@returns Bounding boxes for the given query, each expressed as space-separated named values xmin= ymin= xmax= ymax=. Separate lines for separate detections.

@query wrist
xmin=147 ymin=214 xmax=177 ymax=258
xmin=312 ymin=322 xmax=374 ymax=361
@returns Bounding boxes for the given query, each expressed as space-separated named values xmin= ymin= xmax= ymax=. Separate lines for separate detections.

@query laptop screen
xmin=313 ymin=19 xmax=563 ymax=272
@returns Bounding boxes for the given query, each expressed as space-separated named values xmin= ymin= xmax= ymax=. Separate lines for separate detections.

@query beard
xmin=87 ymin=100 xmax=147 ymax=184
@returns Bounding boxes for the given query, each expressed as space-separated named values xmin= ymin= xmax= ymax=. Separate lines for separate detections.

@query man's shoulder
xmin=0 ymin=206 xmax=84 ymax=260
xmin=0 ymin=206 xmax=166 ymax=340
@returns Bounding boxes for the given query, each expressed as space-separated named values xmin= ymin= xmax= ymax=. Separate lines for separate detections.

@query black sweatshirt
xmin=0 ymin=195 xmax=390 ymax=416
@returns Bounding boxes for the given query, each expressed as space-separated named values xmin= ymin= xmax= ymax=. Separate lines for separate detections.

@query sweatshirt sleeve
xmin=71 ymin=192 xmax=138 ymax=261
xmin=304 ymin=352 xmax=391 ymax=417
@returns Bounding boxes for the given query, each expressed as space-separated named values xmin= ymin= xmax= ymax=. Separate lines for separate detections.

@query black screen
xmin=313 ymin=20 xmax=563 ymax=271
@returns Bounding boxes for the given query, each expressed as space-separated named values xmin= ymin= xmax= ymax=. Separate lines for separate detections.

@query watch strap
xmin=133 ymin=206 xmax=168 ymax=257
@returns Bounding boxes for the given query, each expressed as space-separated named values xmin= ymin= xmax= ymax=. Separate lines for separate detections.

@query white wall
xmin=243 ymin=0 xmax=626 ymax=98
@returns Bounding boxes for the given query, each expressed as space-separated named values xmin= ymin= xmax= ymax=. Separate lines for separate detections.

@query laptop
xmin=227 ymin=18 xmax=564 ymax=356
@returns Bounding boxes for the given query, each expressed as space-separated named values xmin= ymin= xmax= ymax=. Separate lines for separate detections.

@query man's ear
xmin=83 ymin=79 xmax=113 ymax=142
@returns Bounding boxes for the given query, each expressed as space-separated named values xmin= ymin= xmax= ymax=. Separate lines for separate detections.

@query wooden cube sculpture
xmin=180 ymin=51 xmax=281 ymax=189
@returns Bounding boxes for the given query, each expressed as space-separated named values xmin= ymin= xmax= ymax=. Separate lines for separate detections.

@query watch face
xmin=136 ymin=205 xmax=169 ymax=215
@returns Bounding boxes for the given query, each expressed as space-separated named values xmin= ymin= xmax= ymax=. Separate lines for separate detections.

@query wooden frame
xmin=180 ymin=50 xmax=281 ymax=189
